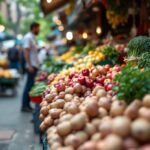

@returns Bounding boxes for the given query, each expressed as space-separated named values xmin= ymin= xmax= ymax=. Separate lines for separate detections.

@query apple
xmin=69 ymin=73 xmax=75 ymax=79
xmin=105 ymin=83 xmax=114 ymax=91
xmin=106 ymin=73 xmax=112 ymax=80
xmin=82 ymin=69 xmax=90 ymax=76
xmin=99 ymin=66 xmax=107 ymax=75
xmin=55 ymin=83 xmax=66 ymax=92
xmin=86 ymin=79 xmax=94 ymax=88
xmin=96 ymin=76 xmax=105 ymax=85
xmin=105 ymin=64 xmax=111 ymax=71
xmin=78 ymin=76 xmax=86 ymax=85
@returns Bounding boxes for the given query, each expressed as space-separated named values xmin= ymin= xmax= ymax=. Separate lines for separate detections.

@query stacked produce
xmin=0 ymin=69 xmax=12 ymax=78
xmin=38 ymin=36 xmax=150 ymax=149
xmin=39 ymin=64 xmax=150 ymax=150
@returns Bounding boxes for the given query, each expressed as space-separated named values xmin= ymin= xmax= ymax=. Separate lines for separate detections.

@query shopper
xmin=21 ymin=22 xmax=40 ymax=112
xmin=8 ymin=44 xmax=20 ymax=70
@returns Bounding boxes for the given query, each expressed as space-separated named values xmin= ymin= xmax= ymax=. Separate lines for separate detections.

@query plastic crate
xmin=0 ymin=77 xmax=18 ymax=86
xmin=42 ymin=135 xmax=48 ymax=150
xmin=30 ymin=96 xmax=42 ymax=104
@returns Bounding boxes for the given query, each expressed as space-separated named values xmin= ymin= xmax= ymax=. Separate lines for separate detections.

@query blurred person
xmin=38 ymin=46 xmax=48 ymax=64
xmin=7 ymin=43 xmax=20 ymax=70
xmin=21 ymin=22 xmax=40 ymax=112
xmin=19 ymin=46 xmax=26 ymax=75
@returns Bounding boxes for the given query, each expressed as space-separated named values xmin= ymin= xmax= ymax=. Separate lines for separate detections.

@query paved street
xmin=0 ymin=78 xmax=42 ymax=150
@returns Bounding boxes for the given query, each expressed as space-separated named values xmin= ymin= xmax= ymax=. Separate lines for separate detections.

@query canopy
xmin=40 ymin=0 xmax=69 ymax=15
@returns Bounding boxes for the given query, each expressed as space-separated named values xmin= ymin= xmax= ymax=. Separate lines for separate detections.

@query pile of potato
xmin=40 ymin=82 xmax=150 ymax=150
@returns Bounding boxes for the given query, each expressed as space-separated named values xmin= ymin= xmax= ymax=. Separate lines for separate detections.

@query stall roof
xmin=40 ymin=0 xmax=69 ymax=15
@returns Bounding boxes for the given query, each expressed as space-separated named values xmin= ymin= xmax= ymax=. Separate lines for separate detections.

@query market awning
xmin=40 ymin=0 xmax=70 ymax=15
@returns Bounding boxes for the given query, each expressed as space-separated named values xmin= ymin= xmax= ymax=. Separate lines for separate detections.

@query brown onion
xmin=131 ymin=118 xmax=150 ymax=142
xmin=65 ymin=94 xmax=73 ymax=102
xmin=45 ymin=94 xmax=55 ymax=103
xmin=112 ymin=116 xmax=131 ymax=137
xmin=139 ymin=107 xmax=150 ymax=121
xmin=84 ymin=123 xmax=96 ymax=136
xmin=85 ymin=101 xmax=99 ymax=117
xmin=44 ymin=116 xmax=53 ymax=127
xmin=74 ymin=83 xmax=82 ymax=93
xmin=110 ymin=100 xmax=126 ymax=117
xmin=49 ymin=108 xmax=62 ymax=119
xmin=39 ymin=114 xmax=44 ymax=121
xmin=64 ymin=134 xmax=80 ymax=148
xmin=96 ymin=89 xmax=106 ymax=98
xmin=143 ymin=94 xmax=150 ymax=108
xmin=66 ymin=102 xmax=80 ymax=114
xmin=91 ymin=133 xmax=101 ymax=141
xmin=40 ymin=106 xmax=49 ymax=116
xmin=59 ymin=114 xmax=73 ymax=123
xmin=99 ymin=117 xmax=112 ymax=137
xmin=55 ymin=99 xmax=65 ymax=108
xmin=40 ymin=122 xmax=46 ymax=131
xmin=124 ymin=100 xmax=142 ymax=119
xmin=79 ymin=141 xmax=97 ymax=150
xmin=103 ymin=134 xmax=123 ymax=150
xmin=57 ymin=121 xmax=72 ymax=136
xmin=70 ymin=113 xmax=87 ymax=130
xmin=98 ymin=97 xmax=111 ymax=111
xmin=98 ymin=107 xmax=108 ymax=118
xmin=123 ymin=137 xmax=138 ymax=150
xmin=65 ymin=87 xmax=74 ymax=94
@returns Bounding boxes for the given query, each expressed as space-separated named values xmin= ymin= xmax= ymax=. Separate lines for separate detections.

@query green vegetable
xmin=41 ymin=57 xmax=70 ymax=74
xmin=113 ymin=66 xmax=150 ymax=103
xmin=128 ymin=36 xmax=150 ymax=57
xmin=30 ymin=82 xmax=47 ymax=96
xmin=81 ymin=44 xmax=95 ymax=55
xmin=138 ymin=52 xmax=150 ymax=69
xmin=101 ymin=46 xmax=119 ymax=65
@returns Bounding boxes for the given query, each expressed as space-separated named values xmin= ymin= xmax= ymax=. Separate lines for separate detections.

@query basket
xmin=30 ymin=96 xmax=42 ymax=104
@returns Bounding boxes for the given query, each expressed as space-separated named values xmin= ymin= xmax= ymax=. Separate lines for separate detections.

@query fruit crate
xmin=0 ymin=77 xmax=19 ymax=86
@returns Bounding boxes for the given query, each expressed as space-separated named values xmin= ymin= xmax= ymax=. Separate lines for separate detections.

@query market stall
xmin=34 ymin=0 xmax=150 ymax=149
xmin=0 ymin=69 xmax=20 ymax=96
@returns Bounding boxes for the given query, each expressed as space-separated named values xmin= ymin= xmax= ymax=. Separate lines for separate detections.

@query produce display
xmin=39 ymin=65 xmax=150 ymax=150
xmin=37 ymin=36 xmax=150 ymax=150
xmin=0 ymin=69 xmax=12 ymax=78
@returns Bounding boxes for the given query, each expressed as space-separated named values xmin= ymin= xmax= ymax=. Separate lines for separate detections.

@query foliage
xmin=113 ymin=66 xmax=150 ymax=103
xmin=107 ymin=0 xmax=129 ymax=15
xmin=101 ymin=46 xmax=119 ymax=65
xmin=128 ymin=36 xmax=150 ymax=57
xmin=17 ymin=0 xmax=54 ymax=40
